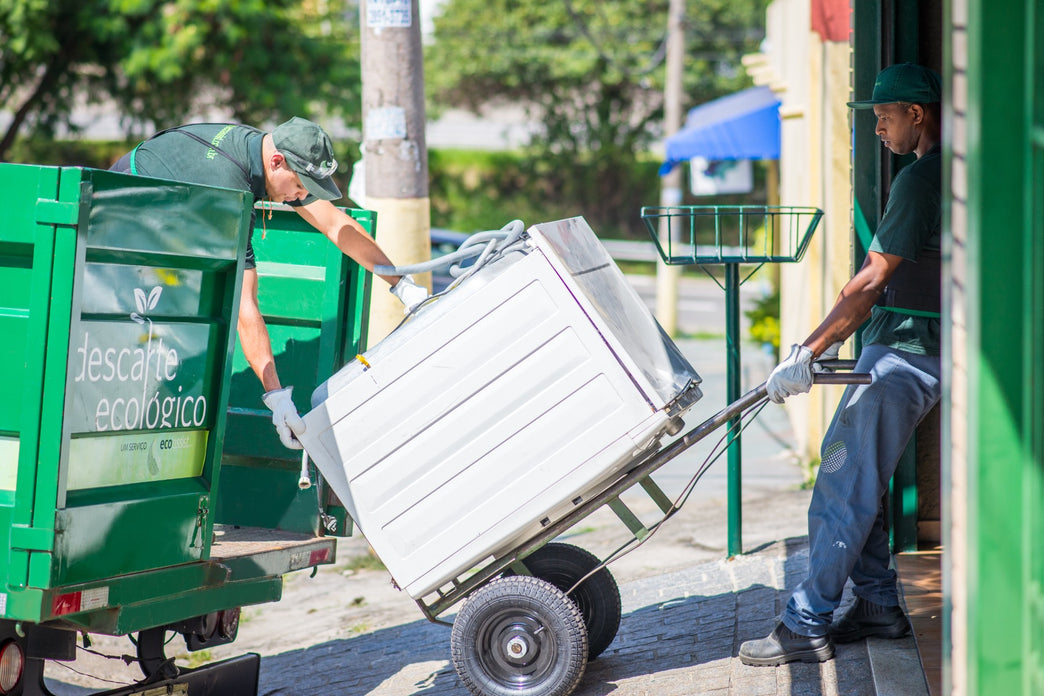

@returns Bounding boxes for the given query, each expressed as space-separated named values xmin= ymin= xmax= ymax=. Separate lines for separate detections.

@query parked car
xmin=430 ymin=227 xmax=472 ymax=293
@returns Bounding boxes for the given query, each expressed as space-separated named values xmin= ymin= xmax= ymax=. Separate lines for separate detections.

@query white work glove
xmin=812 ymin=341 xmax=844 ymax=373
xmin=766 ymin=344 xmax=814 ymax=404
xmin=262 ymin=387 xmax=306 ymax=450
xmin=390 ymin=275 xmax=429 ymax=314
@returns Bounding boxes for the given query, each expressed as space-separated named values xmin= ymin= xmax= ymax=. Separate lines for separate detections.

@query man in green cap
xmin=738 ymin=62 xmax=943 ymax=665
xmin=111 ymin=118 xmax=429 ymax=450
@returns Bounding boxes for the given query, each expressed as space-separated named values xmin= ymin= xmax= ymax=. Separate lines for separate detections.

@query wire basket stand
xmin=641 ymin=205 xmax=822 ymax=267
xmin=640 ymin=205 xmax=824 ymax=556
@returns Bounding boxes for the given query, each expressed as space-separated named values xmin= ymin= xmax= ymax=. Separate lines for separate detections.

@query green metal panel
xmin=1024 ymin=1 xmax=1043 ymax=693
xmin=851 ymin=1 xmax=883 ymax=266
xmin=957 ymin=1 xmax=1031 ymax=693
xmin=1 ymin=532 xmax=334 ymax=633
xmin=217 ymin=206 xmax=372 ymax=535
xmin=0 ymin=163 xmax=252 ymax=610
xmin=52 ymin=482 xmax=212 ymax=587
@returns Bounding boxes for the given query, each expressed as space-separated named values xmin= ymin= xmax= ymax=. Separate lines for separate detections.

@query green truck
xmin=0 ymin=164 xmax=371 ymax=695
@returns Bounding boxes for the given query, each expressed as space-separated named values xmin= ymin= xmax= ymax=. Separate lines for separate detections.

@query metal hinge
xmin=190 ymin=496 xmax=210 ymax=549
xmin=35 ymin=199 xmax=80 ymax=226
xmin=10 ymin=525 xmax=55 ymax=551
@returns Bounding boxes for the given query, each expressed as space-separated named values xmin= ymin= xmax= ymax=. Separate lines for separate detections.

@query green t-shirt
xmin=862 ymin=144 xmax=942 ymax=357
xmin=129 ymin=123 xmax=317 ymax=268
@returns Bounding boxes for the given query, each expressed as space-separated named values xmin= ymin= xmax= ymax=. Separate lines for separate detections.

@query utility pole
xmin=654 ymin=0 xmax=686 ymax=336
xmin=360 ymin=0 xmax=431 ymax=344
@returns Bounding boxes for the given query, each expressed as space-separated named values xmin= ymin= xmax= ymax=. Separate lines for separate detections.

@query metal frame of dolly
xmin=415 ymin=363 xmax=869 ymax=626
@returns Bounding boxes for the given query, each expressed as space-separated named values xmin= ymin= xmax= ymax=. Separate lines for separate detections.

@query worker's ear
xmin=909 ymin=103 xmax=925 ymax=124
xmin=270 ymin=152 xmax=287 ymax=170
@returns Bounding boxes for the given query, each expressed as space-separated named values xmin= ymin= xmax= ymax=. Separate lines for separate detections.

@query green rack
xmin=641 ymin=205 xmax=823 ymax=557
xmin=641 ymin=205 xmax=822 ymax=266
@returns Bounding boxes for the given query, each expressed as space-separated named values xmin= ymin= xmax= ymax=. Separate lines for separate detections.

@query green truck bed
xmin=0 ymin=163 xmax=372 ymax=695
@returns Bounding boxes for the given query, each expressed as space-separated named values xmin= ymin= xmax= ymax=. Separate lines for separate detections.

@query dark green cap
xmin=272 ymin=117 xmax=342 ymax=200
xmin=847 ymin=63 xmax=942 ymax=109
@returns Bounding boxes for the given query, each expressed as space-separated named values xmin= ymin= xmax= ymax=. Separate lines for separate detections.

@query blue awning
xmin=659 ymin=86 xmax=781 ymax=175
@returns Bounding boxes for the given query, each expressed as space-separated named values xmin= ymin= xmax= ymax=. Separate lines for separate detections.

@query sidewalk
xmin=255 ymin=536 xmax=882 ymax=696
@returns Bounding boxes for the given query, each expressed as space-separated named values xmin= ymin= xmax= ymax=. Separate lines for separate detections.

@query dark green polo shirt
xmin=129 ymin=123 xmax=317 ymax=268
xmin=863 ymin=144 xmax=942 ymax=357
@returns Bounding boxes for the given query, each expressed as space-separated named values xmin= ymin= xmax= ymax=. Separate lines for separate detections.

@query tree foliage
xmin=0 ymin=0 xmax=362 ymax=161
xmin=424 ymin=0 xmax=767 ymax=230
xmin=426 ymin=0 xmax=767 ymax=154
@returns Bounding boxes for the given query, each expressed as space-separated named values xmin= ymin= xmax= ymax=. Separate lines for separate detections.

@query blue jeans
xmin=782 ymin=344 xmax=941 ymax=637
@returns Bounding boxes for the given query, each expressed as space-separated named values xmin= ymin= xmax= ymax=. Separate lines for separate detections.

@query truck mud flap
xmin=85 ymin=653 xmax=260 ymax=696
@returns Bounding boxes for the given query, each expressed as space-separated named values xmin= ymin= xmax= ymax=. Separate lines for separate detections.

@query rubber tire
xmin=451 ymin=575 xmax=588 ymax=696
xmin=514 ymin=542 xmax=622 ymax=660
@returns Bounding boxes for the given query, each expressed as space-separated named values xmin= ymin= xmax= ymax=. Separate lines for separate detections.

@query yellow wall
xmin=746 ymin=0 xmax=854 ymax=461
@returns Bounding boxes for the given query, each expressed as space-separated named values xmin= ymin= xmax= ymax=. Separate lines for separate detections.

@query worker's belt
xmin=875 ymin=247 xmax=941 ymax=318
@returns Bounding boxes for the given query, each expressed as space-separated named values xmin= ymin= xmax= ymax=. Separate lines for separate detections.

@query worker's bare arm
xmin=237 ymin=268 xmax=281 ymax=392
xmin=295 ymin=199 xmax=401 ymax=286
xmin=803 ymin=250 xmax=906 ymax=355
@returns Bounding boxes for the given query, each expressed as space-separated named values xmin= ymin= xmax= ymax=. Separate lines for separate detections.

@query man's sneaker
xmin=829 ymin=597 xmax=912 ymax=643
xmin=738 ymin=622 xmax=835 ymax=666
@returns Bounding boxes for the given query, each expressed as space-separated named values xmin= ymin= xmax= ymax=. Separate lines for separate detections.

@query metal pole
xmin=654 ymin=0 xmax=685 ymax=335
xmin=360 ymin=0 xmax=432 ymax=345
xmin=725 ymin=262 xmax=742 ymax=556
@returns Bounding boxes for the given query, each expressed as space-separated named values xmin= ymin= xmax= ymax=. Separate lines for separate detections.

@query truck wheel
xmin=451 ymin=576 xmax=587 ymax=696
xmin=513 ymin=542 xmax=622 ymax=660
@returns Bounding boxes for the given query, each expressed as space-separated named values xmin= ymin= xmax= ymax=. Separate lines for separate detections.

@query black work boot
xmin=829 ymin=596 xmax=912 ymax=643
xmin=738 ymin=622 xmax=835 ymax=666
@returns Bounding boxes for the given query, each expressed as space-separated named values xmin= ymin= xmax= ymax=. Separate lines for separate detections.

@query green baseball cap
xmin=847 ymin=63 xmax=942 ymax=109
xmin=272 ymin=117 xmax=342 ymax=200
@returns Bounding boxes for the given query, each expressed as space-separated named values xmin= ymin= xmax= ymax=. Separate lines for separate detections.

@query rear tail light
xmin=0 ymin=641 xmax=24 ymax=694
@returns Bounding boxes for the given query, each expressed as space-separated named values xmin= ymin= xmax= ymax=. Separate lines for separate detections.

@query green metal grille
xmin=640 ymin=205 xmax=823 ymax=265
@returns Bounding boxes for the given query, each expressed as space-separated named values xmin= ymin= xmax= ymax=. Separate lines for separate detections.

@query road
xmin=624 ymin=272 xmax=771 ymax=338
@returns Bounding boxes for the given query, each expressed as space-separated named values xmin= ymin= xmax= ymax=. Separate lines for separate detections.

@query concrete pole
xmin=655 ymin=0 xmax=685 ymax=336
xmin=360 ymin=0 xmax=432 ymax=345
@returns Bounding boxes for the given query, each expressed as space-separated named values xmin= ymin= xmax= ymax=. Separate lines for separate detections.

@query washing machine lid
xmin=527 ymin=217 xmax=702 ymax=409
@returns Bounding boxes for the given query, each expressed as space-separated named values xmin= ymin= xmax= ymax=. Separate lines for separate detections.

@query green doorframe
xmin=943 ymin=0 xmax=1035 ymax=693
xmin=851 ymin=0 xmax=937 ymax=554
xmin=1025 ymin=1 xmax=1044 ymax=692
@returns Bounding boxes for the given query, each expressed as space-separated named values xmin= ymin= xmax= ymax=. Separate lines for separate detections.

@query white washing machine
xmin=298 ymin=217 xmax=702 ymax=599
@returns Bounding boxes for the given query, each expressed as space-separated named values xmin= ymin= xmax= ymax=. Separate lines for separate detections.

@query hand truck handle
xmin=813 ymin=372 xmax=872 ymax=385
xmin=812 ymin=360 xmax=871 ymax=386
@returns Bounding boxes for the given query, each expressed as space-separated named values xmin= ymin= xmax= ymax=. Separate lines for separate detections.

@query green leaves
xmin=1 ymin=0 xmax=363 ymax=160
xmin=424 ymin=0 xmax=767 ymax=230
xmin=426 ymin=0 xmax=767 ymax=156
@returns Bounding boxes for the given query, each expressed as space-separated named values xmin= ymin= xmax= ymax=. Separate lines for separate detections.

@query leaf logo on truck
xmin=72 ymin=285 xmax=208 ymax=433
xmin=130 ymin=286 xmax=162 ymax=325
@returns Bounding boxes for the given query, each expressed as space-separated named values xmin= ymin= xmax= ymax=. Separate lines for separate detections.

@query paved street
xmin=255 ymin=537 xmax=876 ymax=696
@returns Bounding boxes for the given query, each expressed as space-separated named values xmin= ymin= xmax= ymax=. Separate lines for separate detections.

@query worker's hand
xmin=812 ymin=341 xmax=844 ymax=373
xmin=262 ymin=387 xmax=306 ymax=450
xmin=766 ymin=344 xmax=814 ymax=404
xmin=390 ymin=275 xmax=429 ymax=314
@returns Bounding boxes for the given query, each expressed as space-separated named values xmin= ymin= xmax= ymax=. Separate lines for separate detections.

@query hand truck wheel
xmin=451 ymin=576 xmax=587 ymax=696
xmin=510 ymin=542 xmax=622 ymax=660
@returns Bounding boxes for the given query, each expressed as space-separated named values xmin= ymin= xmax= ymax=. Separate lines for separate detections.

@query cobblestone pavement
xmin=255 ymin=537 xmax=874 ymax=696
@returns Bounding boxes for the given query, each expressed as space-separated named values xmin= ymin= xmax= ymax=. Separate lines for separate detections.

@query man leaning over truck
xmin=111 ymin=117 xmax=428 ymax=450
